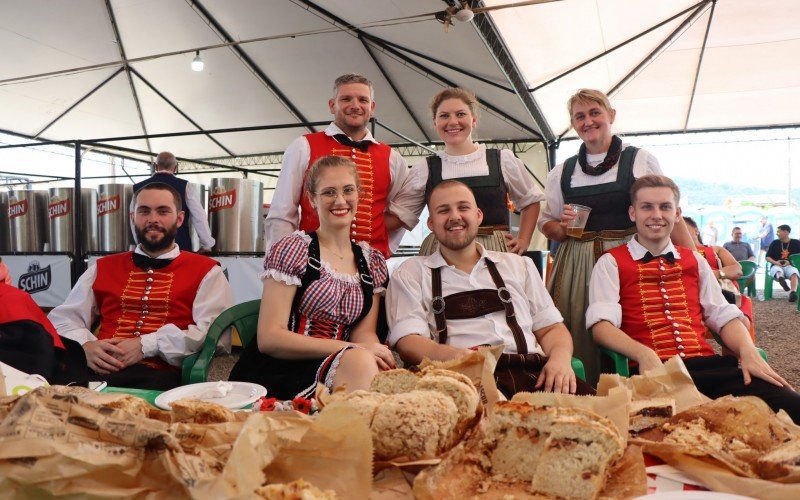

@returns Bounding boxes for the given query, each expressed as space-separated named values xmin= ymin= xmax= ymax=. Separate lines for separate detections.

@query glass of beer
xmin=566 ymin=204 xmax=592 ymax=238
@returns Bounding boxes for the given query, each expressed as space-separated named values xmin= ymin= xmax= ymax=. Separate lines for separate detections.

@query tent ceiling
xmin=0 ymin=0 xmax=797 ymax=163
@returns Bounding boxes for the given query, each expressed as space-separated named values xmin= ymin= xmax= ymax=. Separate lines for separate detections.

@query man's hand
xmin=740 ymin=347 xmax=792 ymax=389
xmin=535 ymin=353 xmax=577 ymax=394
xmin=635 ymin=349 xmax=664 ymax=375
xmin=504 ymin=233 xmax=530 ymax=255
xmin=198 ymin=247 xmax=212 ymax=256
xmin=83 ymin=340 xmax=125 ymax=375
xmin=109 ymin=337 xmax=145 ymax=368
xmin=353 ymin=342 xmax=397 ymax=371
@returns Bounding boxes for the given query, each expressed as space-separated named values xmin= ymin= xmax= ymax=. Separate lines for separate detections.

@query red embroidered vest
xmin=301 ymin=132 xmax=392 ymax=258
xmin=608 ymin=244 xmax=715 ymax=362
xmin=93 ymin=251 xmax=218 ymax=370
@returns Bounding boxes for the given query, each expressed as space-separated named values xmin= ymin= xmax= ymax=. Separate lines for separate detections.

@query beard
xmin=436 ymin=221 xmax=478 ymax=251
xmin=135 ymin=223 xmax=177 ymax=253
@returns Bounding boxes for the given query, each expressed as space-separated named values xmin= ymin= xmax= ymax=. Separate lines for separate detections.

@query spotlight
xmin=191 ymin=51 xmax=204 ymax=72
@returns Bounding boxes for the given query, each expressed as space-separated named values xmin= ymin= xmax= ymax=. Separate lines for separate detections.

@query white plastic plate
xmin=154 ymin=381 xmax=266 ymax=410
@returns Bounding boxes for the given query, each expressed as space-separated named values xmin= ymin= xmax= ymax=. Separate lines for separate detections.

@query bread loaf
xmin=414 ymin=401 xmax=625 ymax=500
xmin=254 ymin=479 xmax=336 ymax=499
xmin=371 ymin=390 xmax=459 ymax=461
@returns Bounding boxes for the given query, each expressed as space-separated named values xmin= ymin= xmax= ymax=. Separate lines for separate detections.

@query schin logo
xmin=8 ymin=196 xmax=28 ymax=219
xmin=18 ymin=261 xmax=51 ymax=294
xmin=97 ymin=195 xmax=120 ymax=217
xmin=48 ymin=196 xmax=71 ymax=219
xmin=208 ymin=187 xmax=236 ymax=212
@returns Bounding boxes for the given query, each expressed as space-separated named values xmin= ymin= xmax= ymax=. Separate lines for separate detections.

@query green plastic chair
xmin=765 ymin=253 xmax=800 ymax=301
xmin=737 ymin=260 xmax=757 ymax=298
xmin=571 ymin=357 xmax=586 ymax=382
xmin=182 ymin=299 xmax=261 ymax=384
xmin=764 ymin=261 xmax=775 ymax=300
xmin=791 ymin=254 xmax=800 ymax=312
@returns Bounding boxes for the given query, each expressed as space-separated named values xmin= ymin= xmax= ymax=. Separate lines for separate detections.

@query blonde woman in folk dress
xmin=229 ymin=156 xmax=394 ymax=400
xmin=403 ymin=87 xmax=544 ymax=255
xmin=539 ymin=89 xmax=694 ymax=385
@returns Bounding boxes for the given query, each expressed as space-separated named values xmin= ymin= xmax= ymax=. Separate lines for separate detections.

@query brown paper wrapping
xmin=0 ymin=387 xmax=372 ymax=499
xmin=419 ymin=346 xmax=501 ymax=410
xmin=595 ymin=357 xmax=800 ymax=497
xmin=596 ymin=356 xmax=709 ymax=412
xmin=210 ymin=401 xmax=372 ymax=499
xmin=511 ymin=385 xmax=630 ymax=437
xmin=0 ymin=387 xmax=242 ymax=498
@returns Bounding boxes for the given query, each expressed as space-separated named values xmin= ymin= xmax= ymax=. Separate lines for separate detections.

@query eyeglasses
xmin=316 ymin=186 xmax=359 ymax=200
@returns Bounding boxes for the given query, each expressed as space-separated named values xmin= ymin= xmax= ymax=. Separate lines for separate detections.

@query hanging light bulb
xmin=191 ymin=50 xmax=204 ymax=72
xmin=454 ymin=7 xmax=474 ymax=22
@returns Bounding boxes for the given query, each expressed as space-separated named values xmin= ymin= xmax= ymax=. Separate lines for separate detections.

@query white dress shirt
xmin=586 ymin=237 xmax=745 ymax=333
xmin=129 ymin=175 xmax=216 ymax=248
xmin=538 ymin=145 xmax=661 ymax=232
xmin=263 ymin=123 xmax=415 ymax=254
xmin=387 ymin=245 xmax=562 ymax=354
xmin=397 ymin=144 xmax=545 ymax=228
xmin=47 ymin=245 xmax=233 ymax=367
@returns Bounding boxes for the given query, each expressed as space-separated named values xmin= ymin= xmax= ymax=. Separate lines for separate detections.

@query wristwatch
xmin=719 ymin=269 xmax=726 ymax=279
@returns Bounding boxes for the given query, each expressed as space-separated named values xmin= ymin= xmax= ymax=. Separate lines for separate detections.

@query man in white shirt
xmin=49 ymin=183 xmax=232 ymax=390
xmin=587 ymin=174 xmax=800 ymax=421
xmin=263 ymin=73 xmax=417 ymax=259
xmin=387 ymin=180 xmax=590 ymax=397
xmin=131 ymin=152 xmax=215 ymax=254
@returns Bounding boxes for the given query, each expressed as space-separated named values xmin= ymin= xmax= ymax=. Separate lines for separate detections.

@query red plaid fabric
xmin=265 ymin=232 xmax=387 ymax=340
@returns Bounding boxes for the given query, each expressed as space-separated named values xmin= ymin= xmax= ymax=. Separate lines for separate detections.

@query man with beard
xmin=49 ymin=183 xmax=232 ymax=390
xmin=131 ymin=151 xmax=215 ymax=254
xmin=386 ymin=180 xmax=591 ymax=397
xmin=264 ymin=73 xmax=416 ymax=259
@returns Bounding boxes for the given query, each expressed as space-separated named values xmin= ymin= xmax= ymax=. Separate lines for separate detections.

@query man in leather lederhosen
xmin=386 ymin=180 xmax=593 ymax=397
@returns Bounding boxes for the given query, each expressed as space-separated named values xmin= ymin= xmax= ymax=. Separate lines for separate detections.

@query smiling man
xmin=264 ymin=73 xmax=416 ymax=259
xmin=48 ymin=183 xmax=232 ymax=390
xmin=387 ymin=180 xmax=593 ymax=398
xmin=587 ymin=174 xmax=800 ymax=421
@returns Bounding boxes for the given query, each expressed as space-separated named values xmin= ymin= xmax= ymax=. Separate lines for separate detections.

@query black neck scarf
xmin=578 ymin=135 xmax=622 ymax=176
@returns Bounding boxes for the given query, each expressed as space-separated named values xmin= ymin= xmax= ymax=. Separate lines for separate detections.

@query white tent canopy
xmin=0 ymin=0 xmax=797 ymax=165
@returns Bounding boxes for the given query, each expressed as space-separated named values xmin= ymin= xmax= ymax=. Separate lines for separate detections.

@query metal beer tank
xmin=47 ymin=188 xmax=98 ymax=253
xmin=97 ymin=184 xmax=133 ymax=252
xmin=0 ymin=192 xmax=9 ymax=252
xmin=208 ymin=178 xmax=263 ymax=252
xmin=187 ymin=182 xmax=206 ymax=252
xmin=8 ymin=190 xmax=48 ymax=252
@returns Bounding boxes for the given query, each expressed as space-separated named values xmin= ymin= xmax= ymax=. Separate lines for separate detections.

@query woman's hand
xmin=505 ymin=233 xmax=531 ymax=255
xmin=559 ymin=204 xmax=578 ymax=228
xmin=353 ymin=342 xmax=396 ymax=371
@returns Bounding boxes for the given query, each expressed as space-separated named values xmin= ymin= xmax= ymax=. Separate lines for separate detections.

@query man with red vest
xmin=49 ymin=183 xmax=232 ymax=390
xmin=264 ymin=73 xmax=416 ymax=259
xmin=587 ymin=174 xmax=800 ymax=421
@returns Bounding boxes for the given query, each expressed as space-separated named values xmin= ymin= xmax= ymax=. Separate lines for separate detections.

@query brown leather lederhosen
xmin=431 ymin=258 xmax=595 ymax=397
xmin=431 ymin=259 xmax=591 ymax=398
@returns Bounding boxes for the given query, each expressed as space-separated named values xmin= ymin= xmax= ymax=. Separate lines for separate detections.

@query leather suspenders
xmin=430 ymin=258 xmax=528 ymax=354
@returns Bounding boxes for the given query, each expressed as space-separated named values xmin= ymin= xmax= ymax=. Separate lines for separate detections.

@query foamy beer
xmin=208 ymin=178 xmax=263 ymax=252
